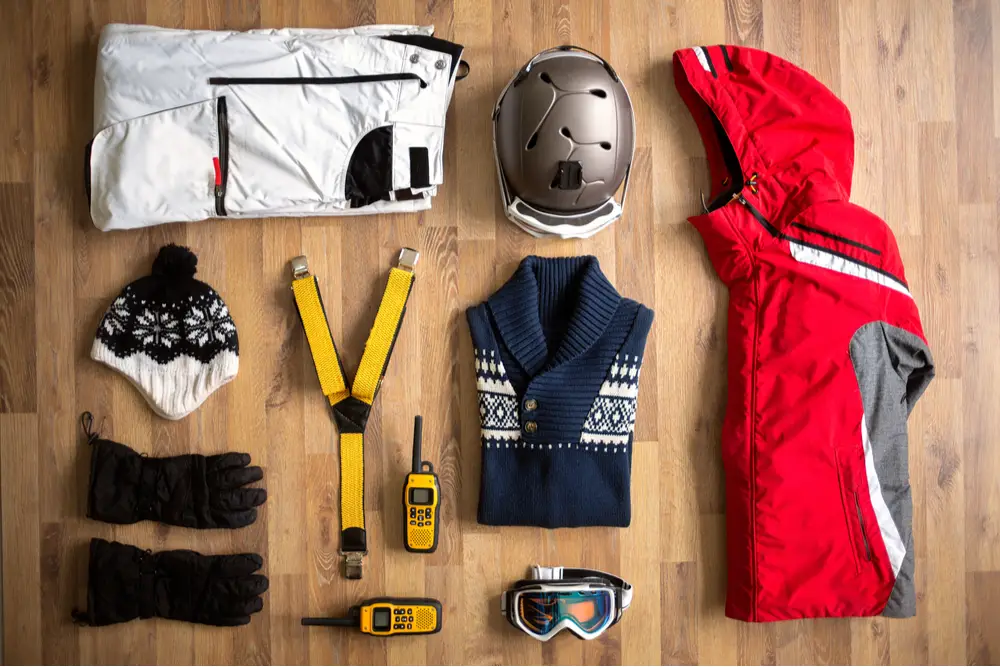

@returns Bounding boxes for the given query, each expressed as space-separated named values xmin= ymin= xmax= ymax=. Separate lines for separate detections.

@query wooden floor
xmin=0 ymin=0 xmax=998 ymax=664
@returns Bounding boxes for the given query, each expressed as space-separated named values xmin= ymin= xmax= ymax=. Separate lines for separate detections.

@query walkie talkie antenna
xmin=412 ymin=415 xmax=423 ymax=473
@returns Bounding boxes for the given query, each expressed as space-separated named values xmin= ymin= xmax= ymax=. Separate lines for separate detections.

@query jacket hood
xmin=673 ymin=46 xmax=854 ymax=227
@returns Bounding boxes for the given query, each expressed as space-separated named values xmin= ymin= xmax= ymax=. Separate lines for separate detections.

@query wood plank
xmin=0 ymin=184 xmax=36 ymax=413
xmin=966 ymin=571 xmax=1000 ymax=665
xmin=621 ymin=440 xmax=661 ymax=665
xmin=921 ymin=379 xmax=966 ymax=665
xmin=850 ymin=617 xmax=890 ymax=665
xmin=726 ymin=0 xmax=763 ymax=47
xmin=838 ymin=0 xmax=885 ymax=215
xmin=954 ymin=0 xmax=995 ymax=205
xmin=1 ymin=414 xmax=42 ymax=664
xmin=454 ymin=0 xmax=496 ymax=241
xmin=33 ymin=0 xmax=73 ymax=153
xmin=661 ymin=562 xmax=698 ymax=665
xmin=697 ymin=514 xmax=737 ymax=665
xmin=961 ymin=204 xmax=1000 ymax=573
xmin=917 ymin=122 xmax=961 ymax=376
xmin=0 ymin=0 xmax=33 ymax=182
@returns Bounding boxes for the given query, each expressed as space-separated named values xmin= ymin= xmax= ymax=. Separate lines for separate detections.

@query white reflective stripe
xmin=861 ymin=414 xmax=906 ymax=576
xmin=789 ymin=241 xmax=912 ymax=299
xmin=694 ymin=47 xmax=712 ymax=73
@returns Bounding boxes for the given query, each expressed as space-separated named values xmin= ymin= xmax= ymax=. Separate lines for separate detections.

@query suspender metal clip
xmin=290 ymin=255 xmax=311 ymax=280
xmin=397 ymin=247 xmax=420 ymax=272
xmin=342 ymin=552 xmax=364 ymax=580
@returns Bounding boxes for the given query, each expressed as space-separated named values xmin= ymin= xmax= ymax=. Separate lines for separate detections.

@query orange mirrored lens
xmin=565 ymin=599 xmax=596 ymax=622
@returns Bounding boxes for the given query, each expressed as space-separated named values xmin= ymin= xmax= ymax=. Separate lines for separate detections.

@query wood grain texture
xmin=0 ymin=0 xmax=998 ymax=664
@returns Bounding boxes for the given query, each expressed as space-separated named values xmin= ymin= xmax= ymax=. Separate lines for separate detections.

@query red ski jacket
xmin=674 ymin=45 xmax=935 ymax=621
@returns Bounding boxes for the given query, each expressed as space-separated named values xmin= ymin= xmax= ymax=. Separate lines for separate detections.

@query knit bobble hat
xmin=91 ymin=245 xmax=239 ymax=420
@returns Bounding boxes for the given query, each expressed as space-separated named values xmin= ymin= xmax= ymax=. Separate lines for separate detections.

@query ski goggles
xmin=501 ymin=566 xmax=633 ymax=641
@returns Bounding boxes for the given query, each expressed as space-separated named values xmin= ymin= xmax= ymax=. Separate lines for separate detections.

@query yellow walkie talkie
xmin=302 ymin=597 xmax=442 ymax=636
xmin=403 ymin=416 xmax=440 ymax=553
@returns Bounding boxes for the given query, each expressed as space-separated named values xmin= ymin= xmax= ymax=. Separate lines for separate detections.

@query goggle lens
xmin=517 ymin=590 xmax=614 ymax=637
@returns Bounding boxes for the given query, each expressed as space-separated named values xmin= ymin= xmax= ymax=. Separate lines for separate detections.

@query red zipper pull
xmin=212 ymin=157 xmax=222 ymax=193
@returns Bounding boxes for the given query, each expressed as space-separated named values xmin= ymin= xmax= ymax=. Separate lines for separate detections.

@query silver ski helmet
xmin=493 ymin=46 xmax=635 ymax=239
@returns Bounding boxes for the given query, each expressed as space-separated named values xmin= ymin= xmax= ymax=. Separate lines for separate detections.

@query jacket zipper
xmin=853 ymin=492 xmax=873 ymax=562
xmin=733 ymin=193 xmax=781 ymax=237
xmin=216 ymin=97 xmax=228 ymax=217
xmin=209 ymin=73 xmax=428 ymax=89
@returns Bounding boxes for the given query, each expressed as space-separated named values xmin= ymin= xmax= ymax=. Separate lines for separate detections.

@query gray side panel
xmin=849 ymin=321 xmax=934 ymax=618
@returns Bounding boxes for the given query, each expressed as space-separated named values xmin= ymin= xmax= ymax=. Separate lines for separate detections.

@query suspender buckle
xmin=290 ymin=255 xmax=311 ymax=280
xmin=342 ymin=552 xmax=365 ymax=579
xmin=397 ymin=247 xmax=420 ymax=272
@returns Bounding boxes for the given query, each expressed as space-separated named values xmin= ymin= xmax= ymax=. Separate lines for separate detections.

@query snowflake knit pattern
xmin=91 ymin=245 xmax=239 ymax=420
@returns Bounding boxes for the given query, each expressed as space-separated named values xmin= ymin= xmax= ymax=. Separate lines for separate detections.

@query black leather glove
xmin=73 ymin=538 xmax=269 ymax=626
xmin=82 ymin=412 xmax=266 ymax=529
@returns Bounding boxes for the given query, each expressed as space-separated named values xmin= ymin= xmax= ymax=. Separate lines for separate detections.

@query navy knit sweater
xmin=467 ymin=256 xmax=654 ymax=528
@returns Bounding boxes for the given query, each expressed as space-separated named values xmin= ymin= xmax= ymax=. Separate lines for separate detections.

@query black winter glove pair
xmin=83 ymin=412 xmax=267 ymax=529
xmin=77 ymin=413 xmax=269 ymax=627
xmin=73 ymin=538 xmax=268 ymax=626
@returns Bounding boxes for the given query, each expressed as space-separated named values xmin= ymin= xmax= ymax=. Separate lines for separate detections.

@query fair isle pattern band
xmin=484 ymin=440 xmax=629 ymax=454
xmin=580 ymin=354 xmax=642 ymax=445
xmin=475 ymin=349 xmax=521 ymax=442
xmin=475 ymin=349 xmax=642 ymax=453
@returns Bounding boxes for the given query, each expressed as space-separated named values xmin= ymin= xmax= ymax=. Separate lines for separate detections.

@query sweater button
xmin=523 ymin=398 xmax=538 ymax=411
xmin=524 ymin=421 xmax=538 ymax=434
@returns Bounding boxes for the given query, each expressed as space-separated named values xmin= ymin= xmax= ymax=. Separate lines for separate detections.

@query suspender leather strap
xmin=290 ymin=248 xmax=418 ymax=579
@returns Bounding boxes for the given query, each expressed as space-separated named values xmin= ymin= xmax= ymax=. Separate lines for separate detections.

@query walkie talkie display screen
xmin=372 ymin=608 xmax=391 ymax=631
xmin=410 ymin=488 xmax=433 ymax=505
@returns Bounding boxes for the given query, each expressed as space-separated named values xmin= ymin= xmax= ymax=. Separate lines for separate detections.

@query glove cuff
xmin=86 ymin=437 xmax=150 ymax=524
xmin=73 ymin=539 xmax=157 ymax=625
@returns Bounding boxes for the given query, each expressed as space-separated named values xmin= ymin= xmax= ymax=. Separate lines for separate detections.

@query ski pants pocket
xmin=89 ymin=97 xmax=227 ymax=231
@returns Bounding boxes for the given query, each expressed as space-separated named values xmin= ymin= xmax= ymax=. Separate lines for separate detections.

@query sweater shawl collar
xmin=486 ymin=256 xmax=622 ymax=377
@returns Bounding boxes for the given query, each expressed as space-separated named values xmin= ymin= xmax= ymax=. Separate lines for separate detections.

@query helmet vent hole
xmin=539 ymin=72 xmax=552 ymax=84
xmin=600 ymin=141 xmax=612 ymax=150
xmin=560 ymin=127 xmax=573 ymax=139
xmin=526 ymin=132 xmax=539 ymax=150
xmin=590 ymin=89 xmax=608 ymax=98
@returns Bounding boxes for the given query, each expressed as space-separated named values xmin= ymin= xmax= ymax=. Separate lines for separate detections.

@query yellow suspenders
xmin=290 ymin=248 xmax=418 ymax=579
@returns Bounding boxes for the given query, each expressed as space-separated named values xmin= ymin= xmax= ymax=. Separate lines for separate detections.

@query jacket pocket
xmin=345 ymin=126 xmax=394 ymax=208
xmin=215 ymin=97 xmax=229 ymax=216
xmin=89 ymin=97 xmax=229 ymax=231
xmin=851 ymin=490 xmax=874 ymax=564
xmin=343 ymin=123 xmax=445 ymax=208
xmin=208 ymin=74 xmax=427 ymax=88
